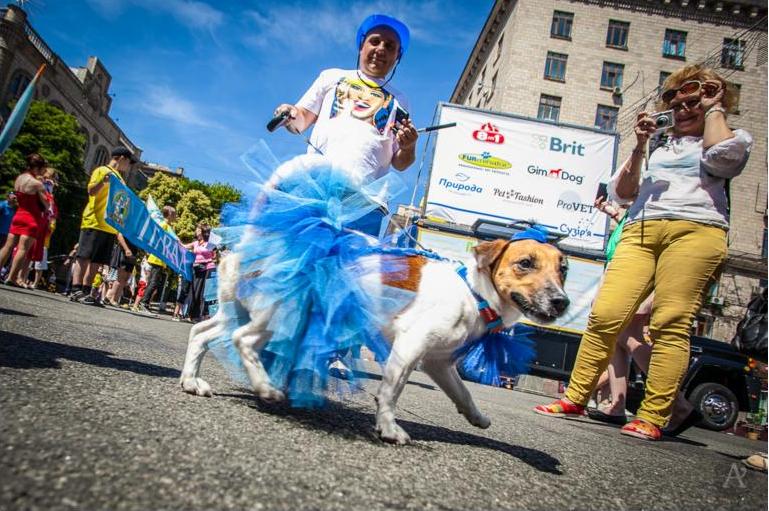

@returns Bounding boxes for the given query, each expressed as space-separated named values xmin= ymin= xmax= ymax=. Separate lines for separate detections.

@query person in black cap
xmin=69 ymin=146 xmax=136 ymax=305
xmin=272 ymin=13 xmax=418 ymax=189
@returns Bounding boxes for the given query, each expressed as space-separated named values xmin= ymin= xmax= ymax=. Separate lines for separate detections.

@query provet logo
xmin=556 ymin=199 xmax=595 ymax=213
xmin=527 ymin=164 xmax=584 ymax=186
xmin=438 ymin=175 xmax=483 ymax=194
xmin=458 ymin=151 xmax=512 ymax=170
xmin=531 ymin=134 xmax=586 ymax=156
xmin=472 ymin=122 xmax=505 ymax=144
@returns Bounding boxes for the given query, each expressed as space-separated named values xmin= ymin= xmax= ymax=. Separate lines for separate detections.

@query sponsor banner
xmin=105 ymin=175 xmax=194 ymax=280
xmin=425 ymin=104 xmax=617 ymax=251
xmin=416 ymin=226 xmax=603 ymax=334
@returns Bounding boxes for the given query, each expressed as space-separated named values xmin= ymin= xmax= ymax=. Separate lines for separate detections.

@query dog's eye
xmin=516 ymin=258 xmax=533 ymax=270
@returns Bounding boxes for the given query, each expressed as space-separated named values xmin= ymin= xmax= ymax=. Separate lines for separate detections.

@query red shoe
xmin=533 ymin=398 xmax=585 ymax=418
xmin=620 ymin=419 xmax=661 ymax=441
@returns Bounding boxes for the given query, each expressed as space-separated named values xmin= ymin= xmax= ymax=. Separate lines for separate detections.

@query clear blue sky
xmin=23 ymin=0 xmax=494 ymax=206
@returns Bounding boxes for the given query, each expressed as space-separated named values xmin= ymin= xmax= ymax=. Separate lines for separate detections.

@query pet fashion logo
xmin=527 ymin=164 xmax=584 ymax=186
xmin=109 ymin=190 xmax=131 ymax=228
xmin=492 ymin=188 xmax=544 ymax=206
xmin=472 ymin=122 xmax=504 ymax=144
xmin=438 ymin=174 xmax=484 ymax=195
xmin=531 ymin=134 xmax=586 ymax=156
xmin=458 ymin=152 xmax=512 ymax=170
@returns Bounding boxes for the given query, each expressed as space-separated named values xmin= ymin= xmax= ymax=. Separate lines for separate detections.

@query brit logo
xmin=472 ymin=122 xmax=505 ymax=144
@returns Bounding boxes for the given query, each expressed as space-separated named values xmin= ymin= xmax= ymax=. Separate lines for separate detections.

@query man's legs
xmin=563 ymin=221 xmax=659 ymax=407
xmin=140 ymin=265 xmax=163 ymax=307
xmin=635 ymin=221 xmax=727 ymax=427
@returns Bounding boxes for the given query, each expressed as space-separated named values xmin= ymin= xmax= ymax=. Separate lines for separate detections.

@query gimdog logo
xmin=527 ymin=164 xmax=584 ymax=186
xmin=530 ymin=134 xmax=586 ymax=156
xmin=458 ymin=151 xmax=512 ymax=170
xmin=492 ymin=188 xmax=544 ymax=205
xmin=472 ymin=122 xmax=504 ymax=144
xmin=438 ymin=177 xmax=483 ymax=194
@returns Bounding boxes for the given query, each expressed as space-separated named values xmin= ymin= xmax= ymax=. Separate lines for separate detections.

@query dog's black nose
xmin=551 ymin=295 xmax=570 ymax=314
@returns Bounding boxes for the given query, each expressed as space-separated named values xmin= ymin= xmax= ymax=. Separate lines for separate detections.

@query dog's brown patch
xmin=381 ymin=256 xmax=428 ymax=292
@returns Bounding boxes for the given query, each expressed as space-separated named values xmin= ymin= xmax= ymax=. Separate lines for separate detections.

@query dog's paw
xmin=180 ymin=377 xmax=213 ymax=397
xmin=255 ymin=384 xmax=285 ymax=403
xmin=467 ymin=412 xmax=491 ymax=429
xmin=376 ymin=422 xmax=412 ymax=445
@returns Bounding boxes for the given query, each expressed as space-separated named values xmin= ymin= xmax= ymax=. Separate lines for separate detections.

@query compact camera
xmin=651 ymin=110 xmax=675 ymax=133
xmin=391 ymin=105 xmax=410 ymax=134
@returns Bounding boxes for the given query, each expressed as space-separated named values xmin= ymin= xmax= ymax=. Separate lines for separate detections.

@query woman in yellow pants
xmin=534 ymin=64 xmax=753 ymax=440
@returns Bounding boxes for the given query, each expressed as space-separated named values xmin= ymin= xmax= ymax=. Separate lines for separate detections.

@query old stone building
xmin=451 ymin=0 xmax=767 ymax=340
xmin=0 ymin=3 xmax=141 ymax=173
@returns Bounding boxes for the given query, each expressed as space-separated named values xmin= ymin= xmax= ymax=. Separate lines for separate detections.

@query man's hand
xmin=102 ymin=174 xmax=112 ymax=184
xmin=394 ymin=118 xmax=418 ymax=151
xmin=274 ymin=104 xmax=301 ymax=134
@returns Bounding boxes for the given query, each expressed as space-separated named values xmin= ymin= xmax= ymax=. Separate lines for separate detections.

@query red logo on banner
xmin=472 ymin=123 xmax=505 ymax=144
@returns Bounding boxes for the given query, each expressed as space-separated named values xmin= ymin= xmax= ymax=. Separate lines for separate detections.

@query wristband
xmin=704 ymin=106 xmax=726 ymax=119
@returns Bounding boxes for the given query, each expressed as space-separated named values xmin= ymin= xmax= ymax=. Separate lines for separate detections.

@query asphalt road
xmin=1 ymin=286 xmax=766 ymax=511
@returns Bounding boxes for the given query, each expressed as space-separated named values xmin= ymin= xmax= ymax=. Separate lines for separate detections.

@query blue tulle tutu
xmin=208 ymin=150 xmax=534 ymax=407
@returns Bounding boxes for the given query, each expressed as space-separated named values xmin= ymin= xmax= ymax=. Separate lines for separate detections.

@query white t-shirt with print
xmin=296 ymin=68 xmax=409 ymax=182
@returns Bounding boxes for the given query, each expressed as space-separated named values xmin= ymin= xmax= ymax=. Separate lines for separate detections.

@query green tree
xmin=139 ymin=172 xmax=184 ymax=208
xmin=175 ymin=189 xmax=215 ymax=241
xmin=0 ymin=100 xmax=86 ymax=255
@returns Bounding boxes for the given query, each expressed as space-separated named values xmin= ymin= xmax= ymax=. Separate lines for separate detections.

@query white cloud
xmin=87 ymin=0 xmax=224 ymax=32
xmin=141 ymin=85 xmax=219 ymax=129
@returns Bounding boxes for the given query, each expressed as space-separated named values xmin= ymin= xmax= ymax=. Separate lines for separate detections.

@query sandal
xmin=534 ymin=398 xmax=585 ymax=418
xmin=621 ymin=419 xmax=661 ymax=441
xmin=662 ymin=409 xmax=702 ymax=437
xmin=587 ymin=408 xmax=628 ymax=425
xmin=743 ymin=453 xmax=767 ymax=472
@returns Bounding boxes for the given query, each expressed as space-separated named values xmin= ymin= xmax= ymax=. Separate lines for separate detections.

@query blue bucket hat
xmin=356 ymin=14 xmax=410 ymax=60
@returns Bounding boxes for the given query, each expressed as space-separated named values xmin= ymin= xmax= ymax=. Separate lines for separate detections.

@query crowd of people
xmin=0 ymin=147 xmax=219 ymax=323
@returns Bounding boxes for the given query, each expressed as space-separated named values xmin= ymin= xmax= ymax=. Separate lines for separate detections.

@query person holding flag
xmin=70 ymin=147 xmax=137 ymax=305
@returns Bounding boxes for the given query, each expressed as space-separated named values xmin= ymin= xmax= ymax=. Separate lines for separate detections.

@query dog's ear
xmin=473 ymin=240 xmax=509 ymax=272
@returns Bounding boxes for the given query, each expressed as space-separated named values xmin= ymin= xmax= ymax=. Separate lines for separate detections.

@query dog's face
xmin=473 ymin=239 xmax=570 ymax=323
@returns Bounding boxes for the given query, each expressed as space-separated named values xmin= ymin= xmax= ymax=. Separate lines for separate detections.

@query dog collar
xmin=455 ymin=263 xmax=504 ymax=333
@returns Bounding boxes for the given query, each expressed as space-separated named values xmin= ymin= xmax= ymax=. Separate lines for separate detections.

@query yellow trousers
xmin=565 ymin=219 xmax=727 ymax=427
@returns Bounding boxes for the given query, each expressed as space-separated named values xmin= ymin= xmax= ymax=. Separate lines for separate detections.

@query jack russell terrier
xmin=179 ymin=230 xmax=569 ymax=445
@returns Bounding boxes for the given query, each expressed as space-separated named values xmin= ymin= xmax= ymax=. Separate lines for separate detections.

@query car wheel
xmin=689 ymin=382 xmax=739 ymax=431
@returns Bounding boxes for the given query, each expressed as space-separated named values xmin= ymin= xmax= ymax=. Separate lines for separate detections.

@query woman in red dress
xmin=0 ymin=153 xmax=49 ymax=286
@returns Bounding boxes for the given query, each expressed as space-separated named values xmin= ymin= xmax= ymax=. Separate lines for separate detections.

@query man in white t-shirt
xmin=273 ymin=14 xmax=418 ymax=182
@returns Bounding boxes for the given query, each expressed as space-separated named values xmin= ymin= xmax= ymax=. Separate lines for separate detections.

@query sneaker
xmin=69 ymin=290 xmax=86 ymax=302
xmin=533 ymin=398 xmax=585 ymax=418
xmin=172 ymin=316 xmax=181 ymax=322
xmin=133 ymin=302 xmax=152 ymax=314
xmin=328 ymin=359 xmax=352 ymax=380
xmin=79 ymin=295 xmax=102 ymax=306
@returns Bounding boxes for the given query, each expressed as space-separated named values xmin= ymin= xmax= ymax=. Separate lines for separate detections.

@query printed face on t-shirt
xmin=330 ymin=77 xmax=394 ymax=134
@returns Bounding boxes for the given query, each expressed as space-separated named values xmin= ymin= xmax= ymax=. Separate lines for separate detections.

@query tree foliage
xmin=139 ymin=173 xmax=241 ymax=242
xmin=0 ymin=101 xmax=86 ymax=255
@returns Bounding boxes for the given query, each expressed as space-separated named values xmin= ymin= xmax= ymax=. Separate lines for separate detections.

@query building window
xmin=551 ymin=11 xmax=573 ymax=40
xmin=663 ymin=29 xmax=687 ymax=59
xmin=731 ymin=82 xmax=741 ymax=114
xmin=606 ymin=20 xmax=629 ymax=49
xmin=494 ymin=33 xmax=505 ymax=63
xmin=722 ymin=39 xmax=745 ymax=70
xmin=7 ymin=70 xmax=32 ymax=100
xmin=600 ymin=62 xmax=624 ymax=90
xmin=92 ymin=146 xmax=109 ymax=169
xmin=659 ymin=71 xmax=671 ymax=88
xmin=537 ymin=94 xmax=561 ymax=122
xmin=595 ymin=105 xmax=619 ymax=132
xmin=488 ymin=71 xmax=498 ymax=102
xmin=544 ymin=52 xmax=568 ymax=82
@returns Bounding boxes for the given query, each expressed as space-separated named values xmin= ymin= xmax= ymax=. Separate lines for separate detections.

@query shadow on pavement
xmin=0 ymin=331 xmax=181 ymax=378
xmin=0 ymin=307 xmax=36 ymax=317
xmin=353 ymin=370 xmax=437 ymax=391
xmin=220 ymin=392 xmax=562 ymax=474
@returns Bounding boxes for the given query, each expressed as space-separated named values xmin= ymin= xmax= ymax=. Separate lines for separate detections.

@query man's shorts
xmin=76 ymin=228 xmax=116 ymax=265
xmin=109 ymin=242 xmax=137 ymax=273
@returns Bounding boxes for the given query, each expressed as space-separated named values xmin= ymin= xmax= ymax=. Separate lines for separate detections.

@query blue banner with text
xmin=105 ymin=175 xmax=193 ymax=281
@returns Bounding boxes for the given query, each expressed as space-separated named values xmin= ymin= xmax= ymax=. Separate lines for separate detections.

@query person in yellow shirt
xmin=133 ymin=205 xmax=177 ymax=314
xmin=70 ymin=147 xmax=136 ymax=306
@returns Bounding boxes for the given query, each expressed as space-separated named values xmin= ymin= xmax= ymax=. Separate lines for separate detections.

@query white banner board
xmin=425 ymin=104 xmax=617 ymax=251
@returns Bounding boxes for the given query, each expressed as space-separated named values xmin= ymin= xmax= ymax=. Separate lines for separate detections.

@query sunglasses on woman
xmin=661 ymin=80 xmax=720 ymax=104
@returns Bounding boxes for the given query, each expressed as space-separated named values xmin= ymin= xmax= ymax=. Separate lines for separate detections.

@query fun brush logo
xmin=458 ymin=151 xmax=512 ymax=170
